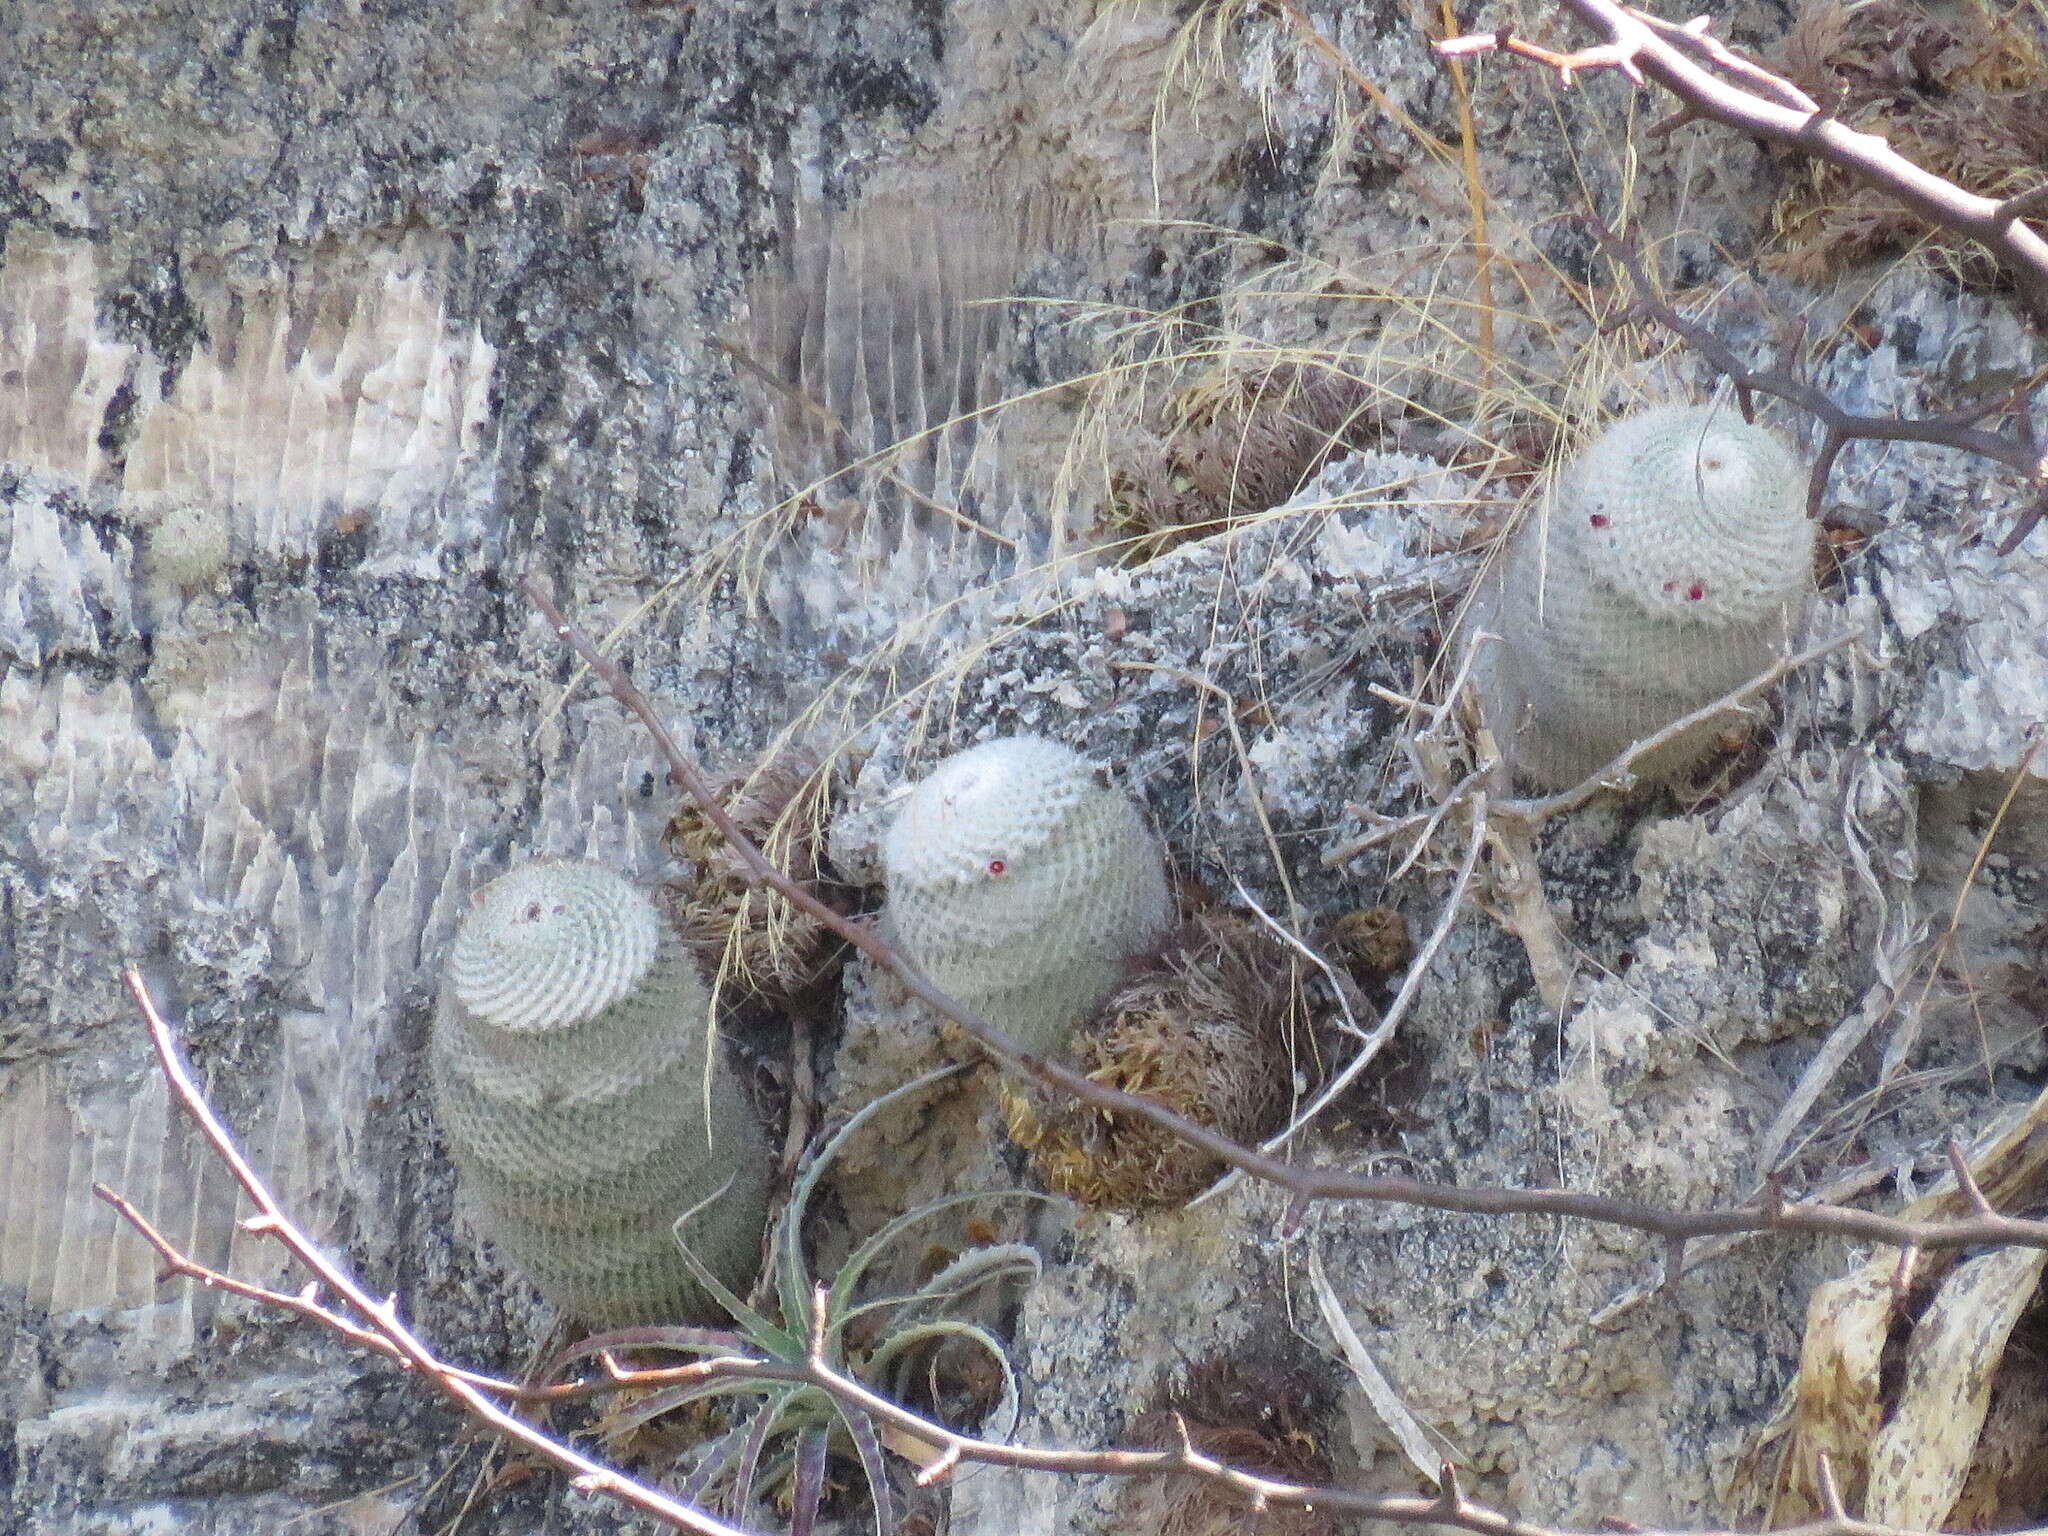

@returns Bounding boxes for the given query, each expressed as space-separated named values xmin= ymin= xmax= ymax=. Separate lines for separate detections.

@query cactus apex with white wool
xmin=1477 ymin=403 xmax=1815 ymax=788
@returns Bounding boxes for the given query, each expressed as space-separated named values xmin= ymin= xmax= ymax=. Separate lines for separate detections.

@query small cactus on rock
xmin=880 ymin=735 xmax=1173 ymax=1056
xmin=1477 ymin=403 xmax=1815 ymax=788
xmin=433 ymin=859 xmax=771 ymax=1327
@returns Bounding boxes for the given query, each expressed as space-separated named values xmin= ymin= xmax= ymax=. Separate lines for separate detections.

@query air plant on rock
xmin=544 ymin=1067 xmax=1041 ymax=1535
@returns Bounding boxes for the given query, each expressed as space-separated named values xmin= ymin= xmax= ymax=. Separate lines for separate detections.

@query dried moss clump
xmin=1326 ymin=905 xmax=1414 ymax=983
xmin=1109 ymin=360 xmax=1374 ymax=557
xmin=663 ymin=751 xmax=847 ymax=1012
xmin=999 ymin=913 xmax=1302 ymax=1211
xmin=1122 ymin=1359 xmax=1342 ymax=1536
xmin=1771 ymin=0 xmax=2048 ymax=286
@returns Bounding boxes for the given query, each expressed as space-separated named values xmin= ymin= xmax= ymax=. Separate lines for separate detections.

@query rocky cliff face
xmin=3 ymin=2 xmax=2044 ymax=1533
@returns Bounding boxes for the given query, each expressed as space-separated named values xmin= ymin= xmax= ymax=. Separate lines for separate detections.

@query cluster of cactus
xmin=432 ymin=859 xmax=771 ymax=1327
xmin=879 ymin=734 xmax=1173 ymax=1055
xmin=1477 ymin=403 xmax=1815 ymax=788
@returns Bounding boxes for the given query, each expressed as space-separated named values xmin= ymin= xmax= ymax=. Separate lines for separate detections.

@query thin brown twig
xmin=107 ymin=967 xmax=753 ymax=1536
xmin=1586 ymin=221 xmax=2048 ymax=552
xmin=520 ymin=577 xmax=2048 ymax=1257
xmin=1491 ymin=630 xmax=1862 ymax=825
xmin=1195 ymin=809 xmax=1489 ymax=1207
xmin=1434 ymin=0 xmax=2048 ymax=320
xmin=545 ymin=1293 xmax=1962 ymax=1536
xmin=91 ymin=1183 xmax=453 ymax=1377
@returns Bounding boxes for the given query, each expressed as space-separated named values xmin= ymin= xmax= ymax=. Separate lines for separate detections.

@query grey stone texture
xmin=3 ymin=0 xmax=2046 ymax=1533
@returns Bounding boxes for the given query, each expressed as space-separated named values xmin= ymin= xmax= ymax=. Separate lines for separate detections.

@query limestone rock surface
xmin=4 ymin=2 xmax=2046 ymax=1534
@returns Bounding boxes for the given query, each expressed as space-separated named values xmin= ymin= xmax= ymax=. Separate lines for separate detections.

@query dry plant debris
xmin=1326 ymin=905 xmax=1417 ymax=983
xmin=1122 ymin=1359 xmax=1343 ymax=1536
xmin=1770 ymin=0 xmax=2048 ymax=286
xmin=1108 ymin=359 xmax=1379 ymax=557
xmin=998 ymin=913 xmax=1308 ymax=1211
xmin=663 ymin=750 xmax=850 ymax=1014
xmin=1735 ymin=1087 xmax=2048 ymax=1530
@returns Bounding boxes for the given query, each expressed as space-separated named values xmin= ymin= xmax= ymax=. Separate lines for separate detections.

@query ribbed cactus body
xmin=433 ymin=860 xmax=770 ymax=1327
xmin=1482 ymin=404 xmax=1813 ymax=788
xmin=881 ymin=736 xmax=1173 ymax=1055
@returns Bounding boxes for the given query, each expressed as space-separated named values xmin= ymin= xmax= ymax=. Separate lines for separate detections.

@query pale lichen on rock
xmin=1477 ymin=402 xmax=1815 ymax=788
xmin=880 ymin=735 xmax=1173 ymax=1056
xmin=140 ymin=498 xmax=232 ymax=593
xmin=433 ymin=859 xmax=770 ymax=1328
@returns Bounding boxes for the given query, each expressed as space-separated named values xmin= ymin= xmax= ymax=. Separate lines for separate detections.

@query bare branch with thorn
xmin=104 ymin=968 xmax=753 ymax=1536
xmin=99 ymin=1019 xmax=1985 ymax=1536
xmin=1586 ymin=220 xmax=2047 ymax=553
xmin=1435 ymin=0 xmax=2048 ymax=320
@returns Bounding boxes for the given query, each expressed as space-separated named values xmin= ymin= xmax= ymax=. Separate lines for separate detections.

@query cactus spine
xmin=1479 ymin=403 xmax=1814 ymax=788
xmin=881 ymin=736 xmax=1173 ymax=1055
xmin=433 ymin=859 xmax=770 ymax=1327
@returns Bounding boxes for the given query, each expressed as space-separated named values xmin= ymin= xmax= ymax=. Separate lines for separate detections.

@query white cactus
xmin=1477 ymin=403 xmax=1814 ymax=788
xmin=881 ymin=736 xmax=1173 ymax=1055
xmin=433 ymin=859 xmax=770 ymax=1327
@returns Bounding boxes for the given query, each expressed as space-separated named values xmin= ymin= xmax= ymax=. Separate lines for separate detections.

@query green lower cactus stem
xmin=432 ymin=859 xmax=770 ymax=1327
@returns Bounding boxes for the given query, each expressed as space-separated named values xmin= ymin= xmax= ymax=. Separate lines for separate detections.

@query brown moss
xmin=1109 ymin=361 xmax=1377 ymax=558
xmin=1769 ymin=0 xmax=2048 ymax=288
xmin=998 ymin=913 xmax=1305 ymax=1211
xmin=660 ymin=750 xmax=848 ymax=1012
xmin=1325 ymin=905 xmax=1414 ymax=983
xmin=1122 ymin=1360 xmax=1343 ymax=1536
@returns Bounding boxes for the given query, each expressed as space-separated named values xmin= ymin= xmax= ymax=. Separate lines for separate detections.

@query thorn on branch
xmin=1587 ymin=216 xmax=2045 ymax=543
xmin=1448 ymin=0 xmax=2048 ymax=311
xmin=1659 ymin=1235 xmax=1687 ymax=1295
xmin=1947 ymin=1136 xmax=1997 ymax=1218
xmin=1435 ymin=1461 xmax=1464 ymax=1510
xmin=915 ymin=1444 xmax=964 ymax=1487
xmin=1996 ymin=185 xmax=2048 ymax=226
xmin=1890 ymin=1245 xmax=1920 ymax=1302
xmin=1763 ymin=1171 xmax=1788 ymax=1220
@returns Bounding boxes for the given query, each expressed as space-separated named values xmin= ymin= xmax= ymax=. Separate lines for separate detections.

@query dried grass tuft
xmin=661 ymin=751 xmax=849 ymax=1013
xmin=1106 ymin=358 xmax=1381 ymax=557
